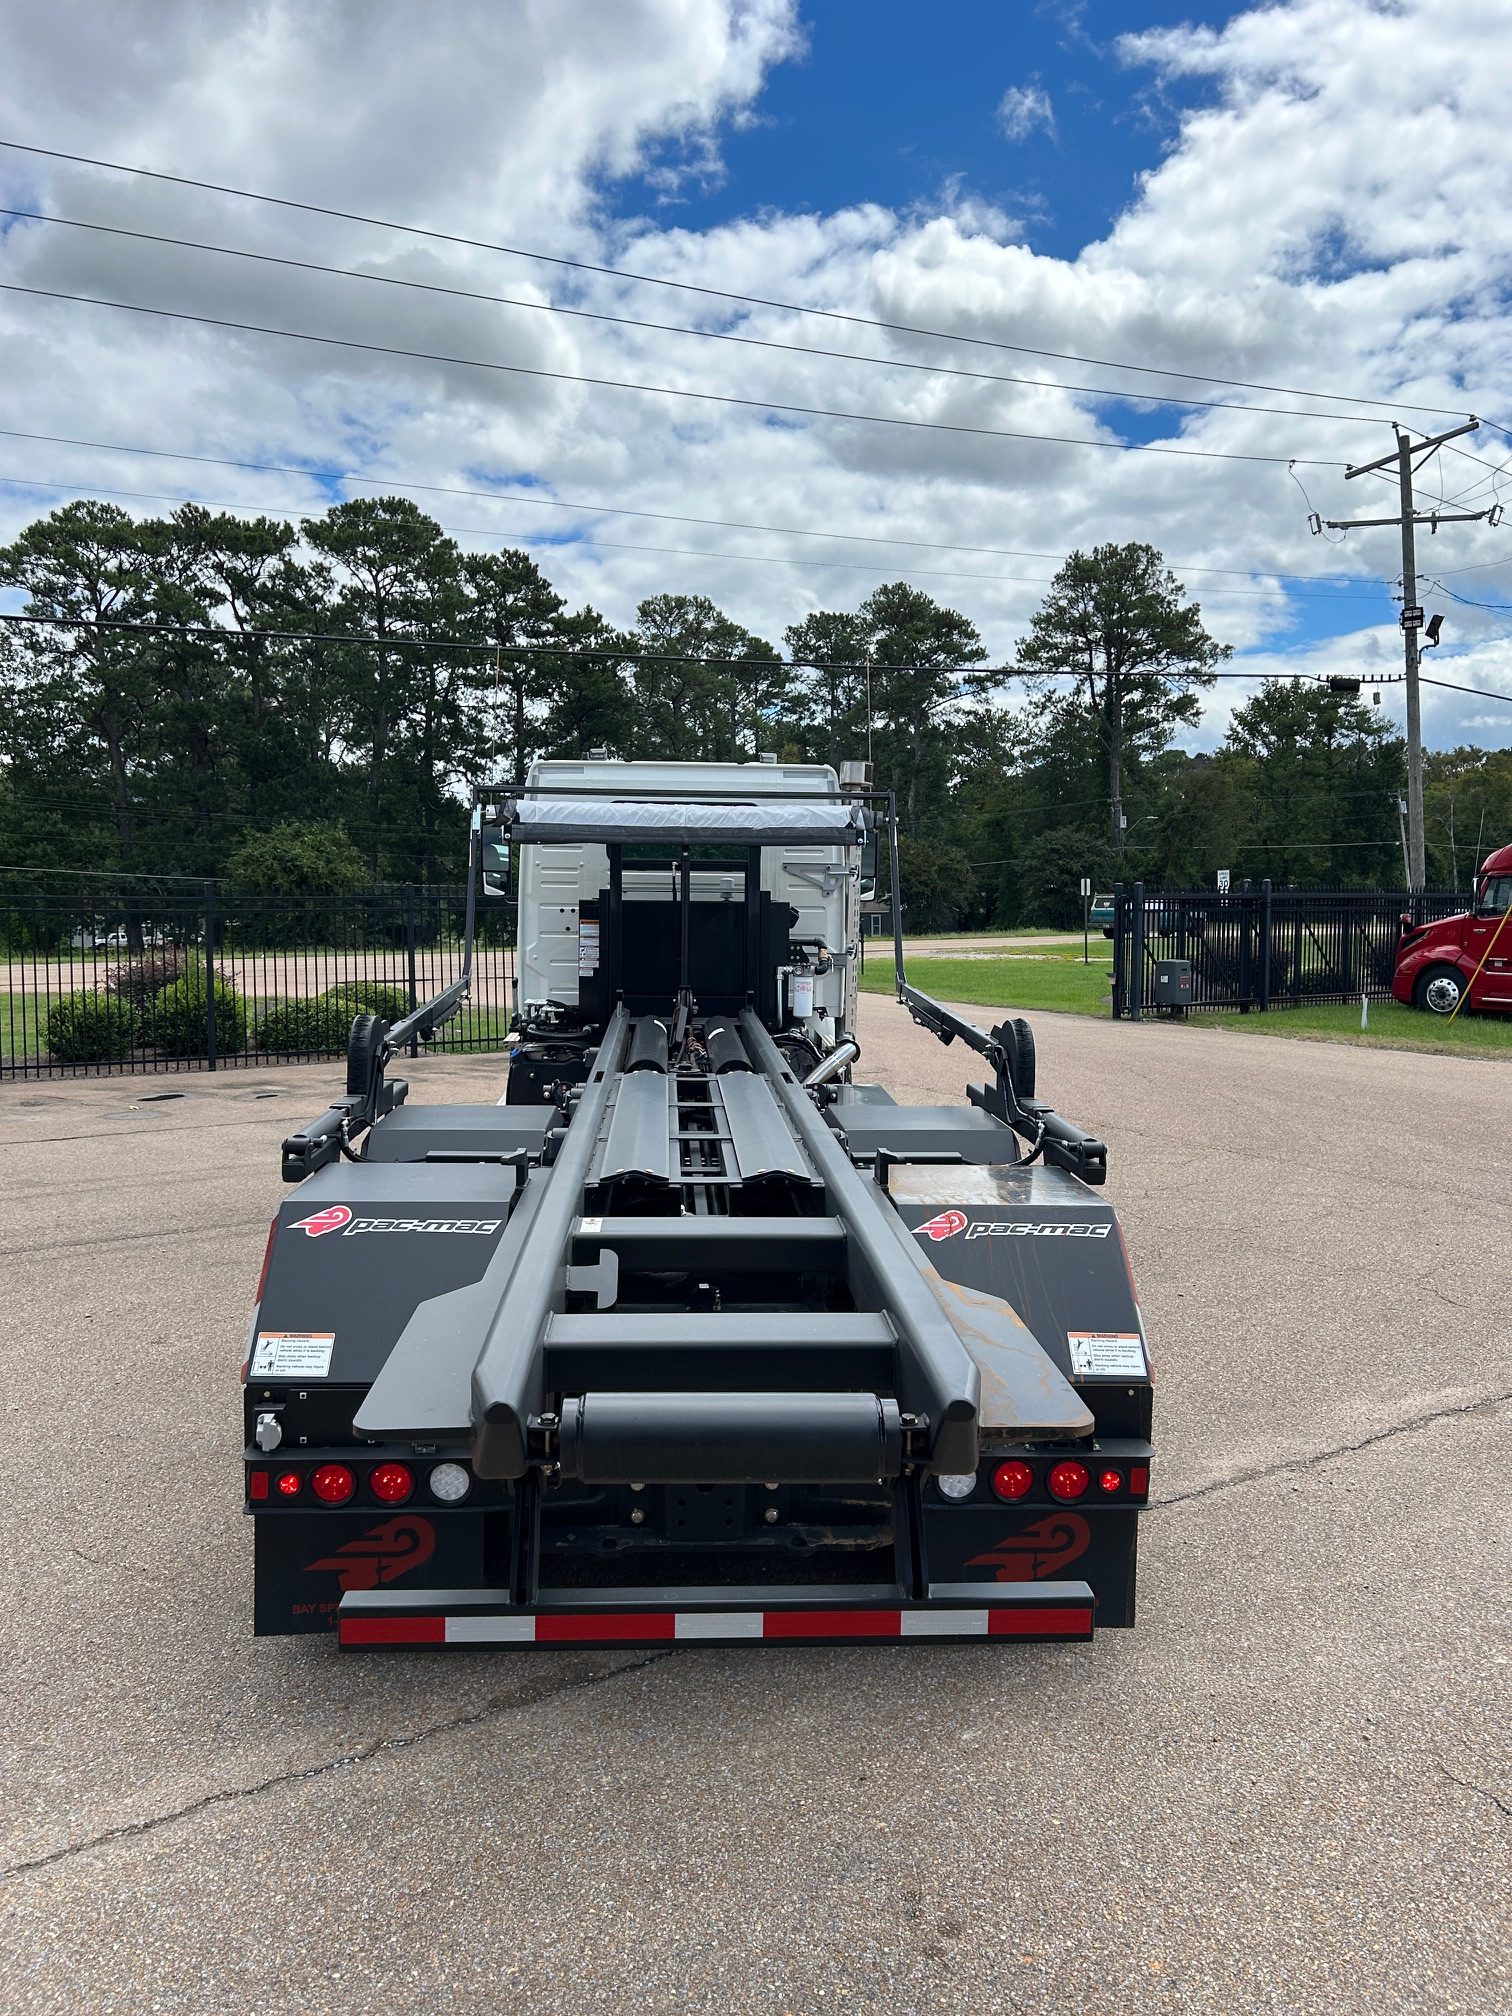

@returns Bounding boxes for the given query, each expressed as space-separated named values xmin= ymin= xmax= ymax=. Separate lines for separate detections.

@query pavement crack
xmin=1153 ymin=1388 xmax=1512 ymax=1511
xmin=1 ymin=1650 xmax=672 ymax=1881
xmin=1435 ymin=1761 xmax=1512 ymax=1822
xmin=2 ymin=1215 xmax=272 ymax=1259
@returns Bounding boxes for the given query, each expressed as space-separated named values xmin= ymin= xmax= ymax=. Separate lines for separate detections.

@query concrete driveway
xmin=1 ymin=1000 xmax=1508 ymax=2015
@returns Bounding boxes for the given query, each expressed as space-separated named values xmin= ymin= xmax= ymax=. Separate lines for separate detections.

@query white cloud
xmin=997 ymin=80 xmax=1056 ymax=143
xmin=0 ymin=0 xmax=1506 ymax=754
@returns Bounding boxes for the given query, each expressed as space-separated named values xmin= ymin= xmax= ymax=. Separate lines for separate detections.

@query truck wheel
xmin=1414 ymin=964 xmax=1466 ymax=1016
xmin=346 ymin=1012 xmax=386 ymax=1093
xmin=1011 ymin=1017 xmax=1037 ymax=1099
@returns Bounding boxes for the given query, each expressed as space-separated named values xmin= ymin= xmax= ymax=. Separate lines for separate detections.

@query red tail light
xmin=249 ymin=1471 xmax=270 ymax=1501
xmin=1047 ymin=1461 xmax=1090 ymax=1502
xmin=1099 ymin=1468 xmax=1123 ymax=1494
xmin=311 ymin=1463 xmax=356 ymax=1505
xmin=276 ymin=1470 xmax=302 ymax=1498
xmin=370 ymin=1461 xmax=413 ymax=1505
xmin=991 ymin=1460 xmax=1034 ymax=1502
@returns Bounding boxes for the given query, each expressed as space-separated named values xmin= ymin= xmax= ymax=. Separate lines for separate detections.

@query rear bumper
xmin=338 ymin=1579 xmax=1095 ymax=1649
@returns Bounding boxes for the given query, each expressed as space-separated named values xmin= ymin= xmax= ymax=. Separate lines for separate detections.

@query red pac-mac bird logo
xmin=968 ymin=1514 xmax=1091 ymax=1582
xmin=292 ymin=1204 xmax=352 ymax=1238
xmin=306 ymin=1516 xmax=436 ymax=1592
xmin=914 ymin=1210 xmax=968 ymax=1242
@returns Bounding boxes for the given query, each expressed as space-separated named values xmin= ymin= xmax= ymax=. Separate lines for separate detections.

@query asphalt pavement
xmin=1 ymin=1002 xmax=1508 ymax=2015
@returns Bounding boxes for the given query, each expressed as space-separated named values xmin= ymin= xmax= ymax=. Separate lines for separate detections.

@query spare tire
xmin=1011 ymin=1017 xmax=1037 ymax=1099
xmin=346 ymin=1011 xmax=387 ymax=1095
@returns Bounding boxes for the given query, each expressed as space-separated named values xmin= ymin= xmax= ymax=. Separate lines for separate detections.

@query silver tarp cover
xmin=506 ymin=797 xmax=864 ymax=846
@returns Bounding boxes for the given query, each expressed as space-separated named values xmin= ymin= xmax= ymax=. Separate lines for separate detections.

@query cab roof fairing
xmin=495 ymin=796 xmax=873 ymax=849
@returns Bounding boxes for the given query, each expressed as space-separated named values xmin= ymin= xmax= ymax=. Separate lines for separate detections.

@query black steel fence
xmin=0 ymin=880 xmax=513 ymax=1078
xmin=1110 ymin=881 xmax=1466 ymax=1019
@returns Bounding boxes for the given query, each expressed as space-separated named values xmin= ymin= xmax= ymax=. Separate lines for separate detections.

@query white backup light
xmin=935 ymin=1472 xmax=977 ymax=1501
xmin=428 ymin=1462 xmax=472 ymax=1503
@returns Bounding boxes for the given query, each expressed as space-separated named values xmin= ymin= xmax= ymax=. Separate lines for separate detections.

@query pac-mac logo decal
xmin=306 ymin=1516 xmax=436 ymax=1592
xmin=914 ymin=1210 xmax=968 ymax=1242
xmin=968 ymin=1513 xmax=1091 ymax=1582
xmin=292 ymin=1204 xmax=352 ymax=1238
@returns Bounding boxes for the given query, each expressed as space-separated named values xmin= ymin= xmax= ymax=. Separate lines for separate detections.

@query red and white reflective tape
xmin=340 ymin=1604 xmax=1092 ymax=1647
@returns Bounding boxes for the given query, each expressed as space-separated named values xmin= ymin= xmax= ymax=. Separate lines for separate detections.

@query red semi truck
xmin=1392 ymin=842 xmax=1512 ymax=1016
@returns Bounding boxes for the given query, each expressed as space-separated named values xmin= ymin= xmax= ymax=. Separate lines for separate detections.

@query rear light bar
xmin=339 ymin=1594 xmax=1096 ymax=1650
xmin=248 ymin=1459 xmax=475 ymax=1505
xmin=977 ymin=1454 xmax=1150 ymax=1506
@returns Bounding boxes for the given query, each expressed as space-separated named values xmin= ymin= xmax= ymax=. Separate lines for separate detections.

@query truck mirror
xmin=480 ymin=824 xmax=510 ymax=900
xmin=859 ymin=832 xmax=878 ymax=899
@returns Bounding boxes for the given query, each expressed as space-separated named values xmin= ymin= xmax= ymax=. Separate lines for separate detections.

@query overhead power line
xmin=1425 ymin=581 xmax=1512 ymax=612
xmin=0 ymin=279 xmax=1347 ymax=470
xmin=0 ymin=206 xmax=1410 ymax=431
xmin=0 ymin=136 xmax=1478 ymax=425
xmin=0 ymin=425 xmax=1394 ymax=591
xmin=3 ymin=608 xmax=1508 ymax=703
xmin=0 ymin=464 xmax=1393 ymax=603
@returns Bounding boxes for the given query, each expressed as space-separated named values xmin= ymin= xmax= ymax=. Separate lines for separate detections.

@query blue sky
xmin=0 ymin=0 xmax=1507 ymax=749
xmin=624 ymin=2 xmax=1235 ymax=261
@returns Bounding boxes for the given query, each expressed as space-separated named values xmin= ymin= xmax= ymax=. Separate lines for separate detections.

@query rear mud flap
xmin=253 ymin=1510 xmax=487 ymax=1636
xmin=924 ymin=1503 xmax=1139 ymax=1628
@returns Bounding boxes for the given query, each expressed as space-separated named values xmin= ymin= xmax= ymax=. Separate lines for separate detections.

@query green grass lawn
xmin=860 ymin=950 xmax=1112 ymax=1017
xmin=860 ymin=954 xmax=1512 ymax=1060
xmin=1187 ymin=998 xmax=1512 ymax=1059
xmin=0 ymin=990 xmax=46 ymax=1063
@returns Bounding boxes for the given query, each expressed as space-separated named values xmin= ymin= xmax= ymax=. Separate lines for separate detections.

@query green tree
xmin=624 ymin=595 xmax=781 ymax=760
xmin=1016 ymin=544 xmax=1228 ymax=852
xmin=1137 ymin=750 xmax=1256 ymax=888
xmin=859 ymin=583 xmax=990 ymax=837
xmin=890 ymin=832 xmax=977 ymax=934
xmin=783 ymin=610 xmax=870 ymax=767
xmin=1221 ymin=682 xmax=1404 ymax=886
xmin=0 ymin=502 xmax=160 ymax=865
xmin=304 ymin=499 xmax=465 ymax=873
xmin=1016 ymin=826 xmax=1119 ymax=928
xmin=1423 ymin=746 xmax=1512 ymax=889
xmin=537 ymin=608 xmax=636 ymax=761
xmin=463 ymin=548 xmax=578 ymax=778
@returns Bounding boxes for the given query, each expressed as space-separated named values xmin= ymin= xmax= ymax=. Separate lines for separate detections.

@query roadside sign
xmin=1217 ymin=868 xmax=1231 ymax=894
xmin=1400 ymin=604 xmax=1424 ymax=630
xmin=1079 ymin=877 xmax=1091 ymax=897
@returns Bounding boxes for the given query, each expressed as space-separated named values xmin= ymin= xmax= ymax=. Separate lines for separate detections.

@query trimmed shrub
xmin=323 ymin=980 xmax=410 ymax=1023
xmin=147 ymin=971 xmax=248 ymax=1057
xmin=105 ymin=946 xmax=190 ymax=1016
xmin=46 ymin=990 xmax=137 ymax=1064
xmin=255 ymin=981 xmax=411 ymax=1055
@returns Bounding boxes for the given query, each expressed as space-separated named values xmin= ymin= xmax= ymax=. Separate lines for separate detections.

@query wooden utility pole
xmin=1326 ymin=418 xmax=1490 ymax=889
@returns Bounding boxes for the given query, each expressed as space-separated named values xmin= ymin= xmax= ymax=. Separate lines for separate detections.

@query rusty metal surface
xmin=921 ymin=1266 xmax=1093 ymax=1438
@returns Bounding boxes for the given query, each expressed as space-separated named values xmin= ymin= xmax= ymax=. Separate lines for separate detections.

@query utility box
xmin=1152 ymin=959 xmax=1193 ymax=1010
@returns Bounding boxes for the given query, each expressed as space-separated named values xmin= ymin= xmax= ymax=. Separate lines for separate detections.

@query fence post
xmin=203 ymin=879 xmax=218 ymax=1072
xmin=1259 ymin=879 xmax=1273 ymax=1012
xmin=1111 ymin=880 xmax=1126 ymax=1018
xmin=405 ymin=882 xmax=419 ymax=1059
xmin=1129 ymin=880 xmax=1145 ymax=1023
xmin=1237 ymin=880 xmax=1253 ymax=1012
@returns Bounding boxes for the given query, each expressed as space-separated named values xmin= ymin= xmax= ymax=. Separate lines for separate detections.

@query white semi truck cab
xmin=505 ymin=757 xmax=871 ymax=1101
